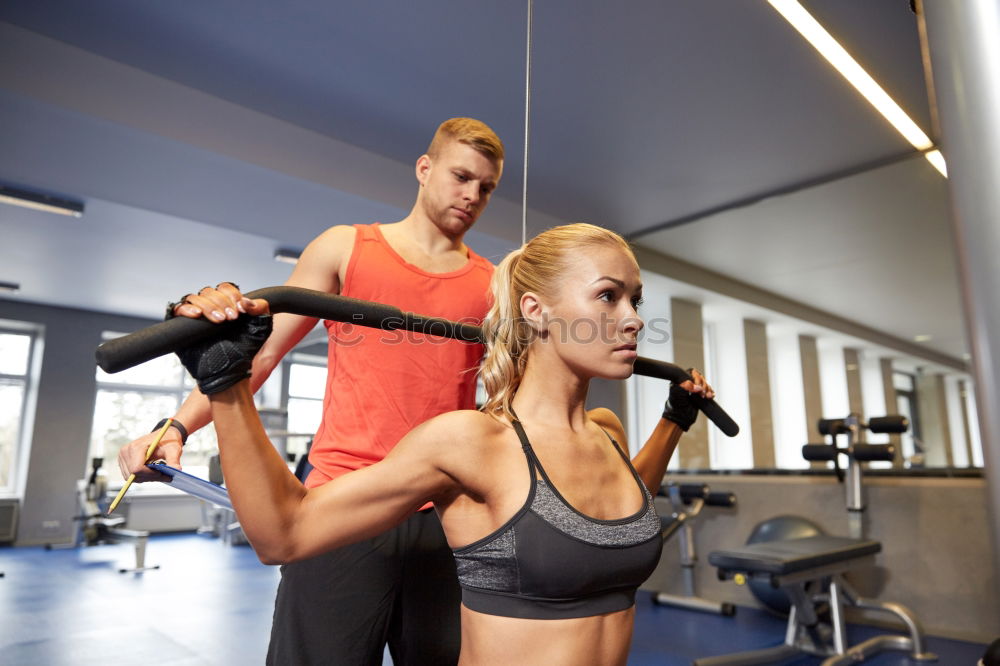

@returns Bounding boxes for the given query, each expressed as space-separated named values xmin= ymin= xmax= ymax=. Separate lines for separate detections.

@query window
xmin=0 ymin=326 xmax=41 ymax=494
xmin=91 ymin=332 xmax=319 ymax=484
xmin=280 ymin=353 xmax=326 ymax=461
xmin=89 ymin=333 xmax=218 ymax=480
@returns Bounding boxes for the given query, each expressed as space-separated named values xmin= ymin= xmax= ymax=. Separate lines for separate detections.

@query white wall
xmin=817 ymin=338 xmax=850 ymax=419
xmin=702 ymin=309 xmax=752 ymax=469
xmin=767 ymin=324 xmax=809 ymax=469
xmin=859 ymin=350 xmax=889 ymax=444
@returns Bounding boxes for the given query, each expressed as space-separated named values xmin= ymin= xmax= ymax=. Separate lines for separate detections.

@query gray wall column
xmin=844 ymin=348 xmax=864 ymax=417
xmin=743 ymin=319 xmax=775 ymax=468
xmin=880 ymin=358 xmax=904 ymax=467
xmin=917 ymin=373 xmax=954 ymax=468
xmin=799 ymin=335 xmax=824 ymax=466
xmin=670 ymin=298 xmax=709 ymax=468
xmin=919 ymin=0 xmax=1000 ymax=590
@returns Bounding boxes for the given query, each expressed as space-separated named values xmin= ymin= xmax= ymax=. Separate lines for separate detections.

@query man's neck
xmin=388 ymin=213 xmax=467 ymax=257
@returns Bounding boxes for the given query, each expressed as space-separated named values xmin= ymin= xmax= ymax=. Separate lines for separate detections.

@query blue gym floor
xmin=0 ymin=533 xmax=988 ymax=665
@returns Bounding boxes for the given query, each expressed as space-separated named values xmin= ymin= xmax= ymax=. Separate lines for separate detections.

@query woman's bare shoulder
xmin=414 ymin=409 xmax=510 ymax=448
xmin=588 ymin=407 xmax=628 ymax=444
xmin=411 ymin=411 xmax=515 ymax=494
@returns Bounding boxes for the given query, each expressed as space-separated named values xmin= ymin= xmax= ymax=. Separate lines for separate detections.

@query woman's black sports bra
xmin=452 ymin=419 xmax=663 ymax=620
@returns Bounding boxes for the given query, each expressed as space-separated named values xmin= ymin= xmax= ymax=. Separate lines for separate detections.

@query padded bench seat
xmin=698 ymin=535 xmax=935 ymax=665
xmin=708 ymin=535 xmax=881 ymax=575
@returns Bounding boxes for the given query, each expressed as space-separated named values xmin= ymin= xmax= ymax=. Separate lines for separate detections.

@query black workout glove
xmin=662 ymin=380 xmax=699 ymax=432
xmin=173 ymin=313 xmax=273 ymax=395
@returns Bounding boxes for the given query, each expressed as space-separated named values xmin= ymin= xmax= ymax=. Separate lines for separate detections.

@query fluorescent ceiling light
xmin=767 ymin=0 xmax=948 ymax=178
xmin=923 ymin=149 xmax=948 ymax=177
xmin=274 ymin=248 xmax=302 ymax=265
xmin=0 ymin=184 xmax=84 ymax=217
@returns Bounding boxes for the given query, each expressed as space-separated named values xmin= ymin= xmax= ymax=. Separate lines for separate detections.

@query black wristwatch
xmin=152 ymin=418 xmax=189 ymax=446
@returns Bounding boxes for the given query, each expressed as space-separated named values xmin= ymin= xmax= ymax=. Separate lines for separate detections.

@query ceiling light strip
xmin=767 ymin=0 xmax=947 ymax=177
xmin=274 ymin=248 xmax=302 ymax=265
xmin=923 ymin=149 xmax=948 ymax=177
xmin=0 ymin=185 xmax=84 ymax=217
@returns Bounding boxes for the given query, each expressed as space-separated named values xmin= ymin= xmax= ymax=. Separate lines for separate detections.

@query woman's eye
xmin=599 ymin=291 xmax=615 ymax=302
xmin=632 ymin=298 xmax=644 ymax=309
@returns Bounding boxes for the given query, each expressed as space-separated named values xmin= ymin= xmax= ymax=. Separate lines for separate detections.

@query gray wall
xmin=671 ymin=298 xmax=709 ymax=468
xmin=646 ymin=473 xmax=999 ymax=642
xmin=744 ymin=319 xmax=775 ymax=468
xmin=586 ymin=377 xmax=624 ymax=414
xmin=799 ymin=334 xmax=824 ymax=453
xmin=918 ymin=373 xmax=954 ymax=467
xmin=0 ymin=297 xmax=157 ymax=546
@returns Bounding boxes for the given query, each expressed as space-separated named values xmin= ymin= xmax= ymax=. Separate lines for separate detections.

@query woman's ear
xmin=520 ymin=291 xmax=549 ymax=337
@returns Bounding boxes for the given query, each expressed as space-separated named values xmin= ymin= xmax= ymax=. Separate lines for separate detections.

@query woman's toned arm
xmin=208 ymin=380 xmax=463 ymax=564
xmin=589 ymin=370 xmax=713 ymax=493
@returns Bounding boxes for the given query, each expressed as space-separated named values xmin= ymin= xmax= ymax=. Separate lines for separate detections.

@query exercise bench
xmin=694 ymin=535 xmax=936 ymax=665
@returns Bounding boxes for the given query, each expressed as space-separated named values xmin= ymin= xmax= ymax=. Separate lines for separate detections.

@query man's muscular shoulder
xmin=287 ymin=225 xmax=358 ymax=293
xmin=301 ymin=225 xmax=357 ymax=267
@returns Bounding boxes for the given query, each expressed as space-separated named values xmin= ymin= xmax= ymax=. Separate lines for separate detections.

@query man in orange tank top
xmin=117 ymin=118 xmax=505 ymax=665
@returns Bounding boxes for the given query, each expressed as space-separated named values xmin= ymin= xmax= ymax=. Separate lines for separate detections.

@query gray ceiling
xmin=0 ymin=1 xmax=969 ymax=362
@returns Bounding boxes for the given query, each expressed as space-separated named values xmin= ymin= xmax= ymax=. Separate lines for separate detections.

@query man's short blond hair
xmin=427 ymin=117 xmax=504 ymax=162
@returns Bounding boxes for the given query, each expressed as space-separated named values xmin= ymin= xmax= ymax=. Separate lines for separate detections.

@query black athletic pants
xmin=266 ymin=509 xmax=461 ymax=665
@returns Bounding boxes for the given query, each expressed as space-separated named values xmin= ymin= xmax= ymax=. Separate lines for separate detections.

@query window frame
xmin=278 ymin=352 xmax=327 ymax=461
xmin=0 ymin=323 xmax=43 ymax=497
xmin=89 ymin=331 xmax=214 ymax=483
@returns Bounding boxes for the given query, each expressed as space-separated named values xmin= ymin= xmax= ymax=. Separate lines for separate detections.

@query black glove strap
xmin=152 ymin=417 xmax=189 ymax=446
xmin=662 ymin=380 xmax=699 ymax=432
xmin=175 ymin=314 xmax=273 ymax=395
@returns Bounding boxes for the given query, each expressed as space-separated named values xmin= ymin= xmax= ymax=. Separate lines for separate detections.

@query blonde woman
xmin=175 ymin=223 xmax=714 ymax=665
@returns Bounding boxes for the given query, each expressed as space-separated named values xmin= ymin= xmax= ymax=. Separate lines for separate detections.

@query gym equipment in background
xmin=745 ymin=515 xmax=824 ymax=615
xmin=653 ymin=482 xmax=737 ymax=616
xmin=744 ymin=413 xmax=904 ymax=614
xmin=803 ymin=414 xmax=906 ymax=539
xmin=696 ymin=414 xmax=936 ymax=665
xmin=45 ymin=458 xmax=159 ymax=573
